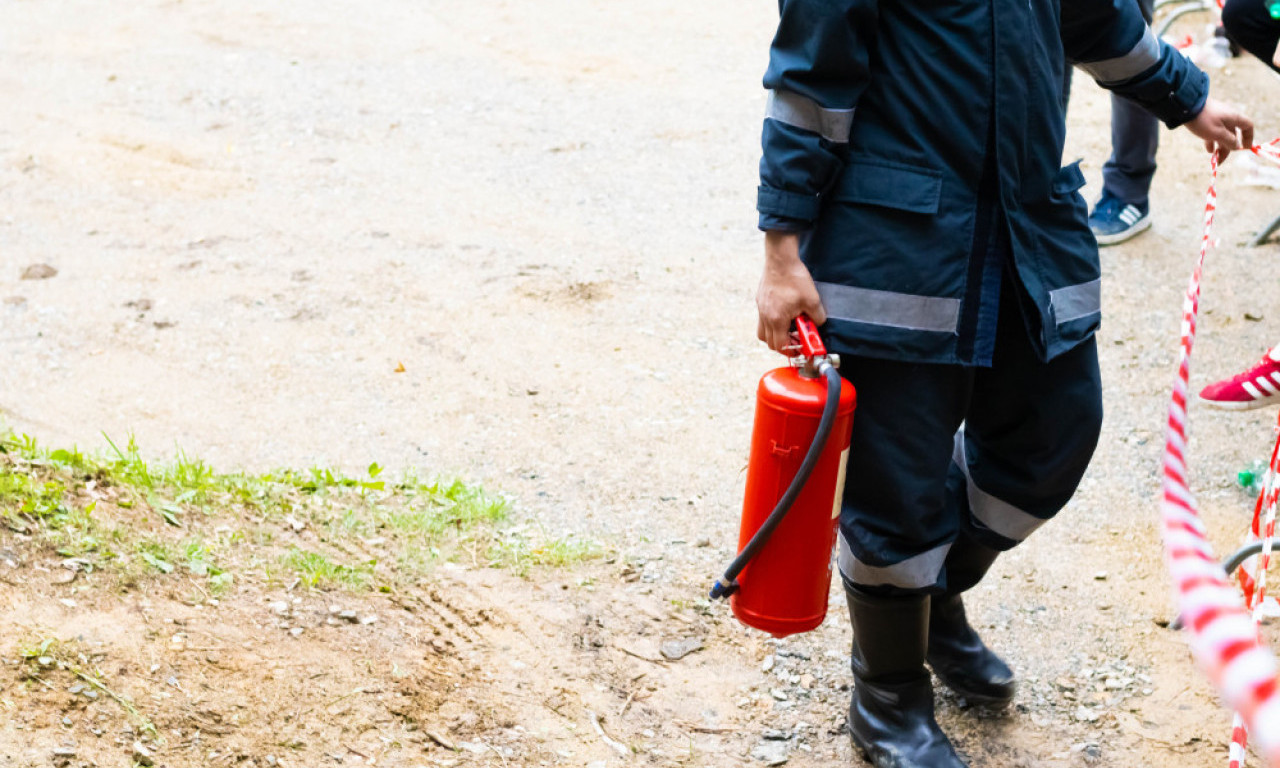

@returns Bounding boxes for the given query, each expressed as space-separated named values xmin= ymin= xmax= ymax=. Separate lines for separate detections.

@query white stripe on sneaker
xmin=1269 ymin=370 xmax=1280 ymax=387
xmin=1094 ymin=212 xmax=1152 ymax=245
xmin=1244 ymin=381 xmax=1266 ymax=399
xmin=1119 ymin=210 xmax=1138 ymax=225
xmin=1258 ymin=377 xmax=1279 ymax=395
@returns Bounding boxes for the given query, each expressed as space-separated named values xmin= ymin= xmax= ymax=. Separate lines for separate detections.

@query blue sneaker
xmin=1089 ymin=192 xmax=1151 ymax=246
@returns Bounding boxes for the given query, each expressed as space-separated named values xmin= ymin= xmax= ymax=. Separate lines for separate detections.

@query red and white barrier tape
xmin=1231 ymin=141 xmax=1280 ymax=768
xmin=1161 ymin=151 xmax=1280 ymax=768
xmin=1255 ymin=140 xmax=1280 ymax=168
xmin=1236 ymin=416 xmax=1280 ymax=616
xmin=1230 ymin=413 xmax=1280 ymax=768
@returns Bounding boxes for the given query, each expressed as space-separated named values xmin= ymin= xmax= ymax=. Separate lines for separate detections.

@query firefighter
xmin=753 ymin=2 xmax=1253 ymax=766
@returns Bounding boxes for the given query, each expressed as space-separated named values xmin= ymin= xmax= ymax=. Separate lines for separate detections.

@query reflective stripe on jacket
xmin=757 ymin=0 xmax=1209 ymax=363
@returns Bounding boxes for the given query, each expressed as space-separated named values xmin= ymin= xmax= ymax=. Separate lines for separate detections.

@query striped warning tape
xmin=1161 ymin=151 xmax=1280 ymax=767
xmin=1230 ymin=414 xmax=1280 ymax=768
xmin=1236 ymin=420 xmax=1280 ymax=617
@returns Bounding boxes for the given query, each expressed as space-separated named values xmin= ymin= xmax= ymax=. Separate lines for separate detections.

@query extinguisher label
xmin=832 ymin=448 xmax=850 ymax=520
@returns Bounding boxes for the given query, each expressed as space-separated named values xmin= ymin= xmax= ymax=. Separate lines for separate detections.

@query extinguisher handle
xmin=792 ymin=314 xmax=826 ymax=359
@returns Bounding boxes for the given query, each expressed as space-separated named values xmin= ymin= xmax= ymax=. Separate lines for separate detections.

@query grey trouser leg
xmin=1101 ymin=0 xmax=1158 ymax=207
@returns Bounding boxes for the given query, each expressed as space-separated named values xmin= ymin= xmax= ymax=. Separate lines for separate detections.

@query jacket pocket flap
xmin=830 ymin=162 xmax=942 ymax=215
xmin=1053 ymin=161 xmax=1086 ymax=195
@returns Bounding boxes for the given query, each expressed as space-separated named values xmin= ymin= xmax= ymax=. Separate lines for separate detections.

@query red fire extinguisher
xmin=710 ymin=315 xmax=856 ymax=638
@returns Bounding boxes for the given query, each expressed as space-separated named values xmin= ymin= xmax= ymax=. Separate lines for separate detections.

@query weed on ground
xmin=0 ymin=431 xmax=604 ymax=597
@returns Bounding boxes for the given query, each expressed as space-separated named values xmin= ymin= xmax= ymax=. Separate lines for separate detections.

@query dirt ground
xmin=5 ymin=2 xmax=1280 ymax=766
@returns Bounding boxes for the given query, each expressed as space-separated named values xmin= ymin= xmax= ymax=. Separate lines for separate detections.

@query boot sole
xmin=949 ymin=689 xmax=1013 ymax=708
xmin=935 ymin=677 xmax=1014 ymax=707
xmin=848 ymin=724 xmax=968 ymax=767
xmin=929 ymin=659 xmax=1015 ymax=707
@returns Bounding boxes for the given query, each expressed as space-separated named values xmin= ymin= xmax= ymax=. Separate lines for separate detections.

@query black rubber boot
xmin=845 ymin=585 xmax=966 ymax=768
xmin=927 ymin=535 xmax=1015 ymax=706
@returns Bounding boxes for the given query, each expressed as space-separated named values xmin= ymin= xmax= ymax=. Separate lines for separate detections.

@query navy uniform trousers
xmin=835 ymin=265 xmax=1104 ymax=596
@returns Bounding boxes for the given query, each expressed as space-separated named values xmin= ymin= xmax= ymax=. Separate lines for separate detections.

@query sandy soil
xmin=5 ymin=2 xmax=1280 ymax=766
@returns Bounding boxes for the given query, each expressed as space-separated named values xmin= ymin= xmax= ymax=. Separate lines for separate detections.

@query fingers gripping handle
xmin=792 ymin=314 xmax=826 ymax=358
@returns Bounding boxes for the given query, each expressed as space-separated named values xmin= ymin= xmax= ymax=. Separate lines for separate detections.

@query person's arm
xmin=756 ymin=0 xmax=876 ymax=351
xmin=1063 ymin=0 xmax=1252 ymax=161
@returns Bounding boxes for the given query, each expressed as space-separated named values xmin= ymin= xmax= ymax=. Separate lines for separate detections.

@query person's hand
xmin=1272 ymin=37 xmax=1280 ymax=70
xmin=756 ymin=231 xmax=826 ymax=352
xmin=1184 ymin=97 xmax=1254 ymax=163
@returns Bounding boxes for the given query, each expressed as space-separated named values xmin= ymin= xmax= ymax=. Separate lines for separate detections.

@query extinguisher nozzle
xmin=709 ymin=579 xmax=739 ymax=601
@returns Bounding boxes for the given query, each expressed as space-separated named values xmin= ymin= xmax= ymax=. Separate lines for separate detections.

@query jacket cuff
xmin=1160 ymin=65 xmax=1209 ymax=128
xmin=1118 ymin=44 xmax=1210 ymax=128
xmin=1145 ymin=64 xmax=1209 ymax=128
xmin=757 ymin=212 xmax=812 ymax=233
xmin=757 ymin=185 xmax=821 ymax=224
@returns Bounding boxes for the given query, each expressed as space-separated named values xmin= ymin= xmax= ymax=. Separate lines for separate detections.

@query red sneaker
xmin=1199 ymin=348 xmax=1280 ymax=410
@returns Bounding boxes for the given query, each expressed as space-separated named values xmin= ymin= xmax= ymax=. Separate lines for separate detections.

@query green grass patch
xmin=0 ymin=468 xmax=70 ymax=521
xmin=488 ymin=528 xmax=603 ymax=576
xmin=282 ymin=548 xmax=376 ymax=590
xmin=0 ymin=431 xmax=603 ymax=595
xmin=378 ymin=479 xmax=508 ymax=536
xmin=135 ymin=539 xmax=176 ymax=574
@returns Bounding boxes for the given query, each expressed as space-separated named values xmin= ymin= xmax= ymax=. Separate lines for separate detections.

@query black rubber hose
xmin=710 ymin=361 xmax=844 ymax=600
xmin=1224 ymin=540 xmax=1271 ymax=577
xmin=1169 ymin=540 xmax=1272 ymax=630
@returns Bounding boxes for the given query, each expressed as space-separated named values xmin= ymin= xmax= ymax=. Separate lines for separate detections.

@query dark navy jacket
xmin=758 ymin=0 xmax=1209 ymax=364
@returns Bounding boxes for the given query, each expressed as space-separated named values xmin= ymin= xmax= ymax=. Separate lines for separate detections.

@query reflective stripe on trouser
xmin=836 ymin=287 xmax=1103 ymax=594
xmin=951 ymin=431 xmax=1049 ymax=543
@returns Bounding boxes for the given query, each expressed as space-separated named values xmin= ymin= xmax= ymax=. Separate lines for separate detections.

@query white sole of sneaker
xmin=1094 ymin=215 xmax=1152 ymax=246
xmin=1198 ymin=394 xmax=1280 ymax=411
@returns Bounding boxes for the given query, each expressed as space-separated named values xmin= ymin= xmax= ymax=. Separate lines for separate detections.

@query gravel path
xmin=5 ymin=3 xmax=1280 ymax=765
